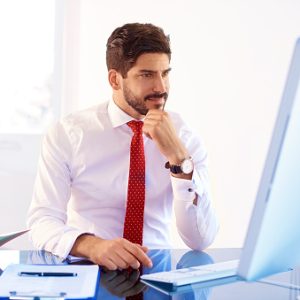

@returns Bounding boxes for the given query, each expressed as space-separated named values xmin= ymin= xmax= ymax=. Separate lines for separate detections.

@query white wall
xmin=62 ymin=0 xmax=300 ymax=248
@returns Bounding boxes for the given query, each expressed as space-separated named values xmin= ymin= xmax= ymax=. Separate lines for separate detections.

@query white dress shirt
xmin=27 ymin=99 xmax=219 ymax=259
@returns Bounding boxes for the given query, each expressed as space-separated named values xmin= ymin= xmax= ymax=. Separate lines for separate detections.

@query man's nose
xmin=153 ymin=75 xmax=167 ymax=93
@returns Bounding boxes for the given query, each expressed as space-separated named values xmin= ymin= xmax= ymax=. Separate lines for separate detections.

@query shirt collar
xmin=108 ymin=99 xmax=144 ymax=128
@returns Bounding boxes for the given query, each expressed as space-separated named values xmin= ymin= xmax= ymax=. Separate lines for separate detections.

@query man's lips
xmin=146 ymin=97 xmax=165 ymax=102
xmin=144 ymin=93 xmax=168 ymax=101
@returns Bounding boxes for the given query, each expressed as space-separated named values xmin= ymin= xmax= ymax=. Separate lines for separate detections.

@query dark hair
xmin=106 ymin=23 xmax=171 ymax=78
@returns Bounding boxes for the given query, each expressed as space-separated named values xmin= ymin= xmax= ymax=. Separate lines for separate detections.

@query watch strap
xmin=165 ymin=161 xmax=183 ymax=174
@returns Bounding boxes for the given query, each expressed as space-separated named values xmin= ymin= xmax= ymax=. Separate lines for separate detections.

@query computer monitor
xmin=141 ymin=39 xmax=300 ymax=288
xmin=238 ymin=38 xmax=300 ymax=281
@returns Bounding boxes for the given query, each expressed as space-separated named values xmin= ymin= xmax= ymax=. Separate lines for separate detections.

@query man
xmin=27 ymin=23 xmax=218 ymax=271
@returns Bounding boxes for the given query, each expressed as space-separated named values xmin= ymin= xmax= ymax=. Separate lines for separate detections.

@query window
xmin=0 ymin=0 xmax=59 ymax=133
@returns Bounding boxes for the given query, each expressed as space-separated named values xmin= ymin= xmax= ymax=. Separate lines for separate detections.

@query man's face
xmin=120 ymin=53 xmax=171 ymax=118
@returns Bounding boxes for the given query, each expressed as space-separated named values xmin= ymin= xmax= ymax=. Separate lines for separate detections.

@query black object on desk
xmin=18 ymin=271 xmax=78 ymax=277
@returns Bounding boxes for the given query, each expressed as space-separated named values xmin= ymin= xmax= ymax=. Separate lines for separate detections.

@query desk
xmin=0 ymin=248 xmax=299 ymax=299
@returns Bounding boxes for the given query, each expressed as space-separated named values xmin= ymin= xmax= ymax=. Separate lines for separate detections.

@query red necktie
xmin=123 ymin=121 xmax=145 ymax=245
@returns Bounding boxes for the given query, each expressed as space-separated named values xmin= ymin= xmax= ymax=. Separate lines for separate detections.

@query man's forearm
xmin=70 ymin=233 xmax=99 ymax=259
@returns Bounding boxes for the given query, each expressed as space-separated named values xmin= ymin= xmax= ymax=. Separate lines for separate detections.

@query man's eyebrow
xmin=138 ymin=68 xmax=172 ymax=73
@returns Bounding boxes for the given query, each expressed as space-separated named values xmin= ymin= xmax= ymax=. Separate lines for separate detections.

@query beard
xmin=123 ymin=84 xmax=168 ymax=116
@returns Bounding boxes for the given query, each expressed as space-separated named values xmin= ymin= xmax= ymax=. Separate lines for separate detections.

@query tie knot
xmin=127 ymin=120 xmax=143 ymax=134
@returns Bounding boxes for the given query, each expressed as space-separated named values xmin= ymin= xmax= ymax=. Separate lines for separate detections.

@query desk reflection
xmin=2 ymin=249 xmax=214 ymax=299
xmin=1 ymin=249 xmax=299 ymax=300
xmin=173 ymin=250 xmax=213 ymax=300
xmin=97 ymin=249 xmax=172 ymax=299
xmin=97 ymin=249 xmax=214 ymax=299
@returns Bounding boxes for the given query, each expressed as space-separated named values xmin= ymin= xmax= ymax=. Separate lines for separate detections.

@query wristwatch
xmin=165 ymin=157 xmax=194 ymax=174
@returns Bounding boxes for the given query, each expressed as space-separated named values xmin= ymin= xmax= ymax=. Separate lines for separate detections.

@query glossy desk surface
xmin=0 ymin=248 xmax=299 ymax=299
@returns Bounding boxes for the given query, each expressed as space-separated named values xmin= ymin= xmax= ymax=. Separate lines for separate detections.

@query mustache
xmin=144 ymin=92 xmax=168 ymax=101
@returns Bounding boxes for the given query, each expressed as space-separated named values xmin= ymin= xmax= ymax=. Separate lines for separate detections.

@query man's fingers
xmin=146 ymin=109 xmax=168 ymax=118
xmin=102 ymin=257 xmax=119 ymax=271
xmin=115 ymin=248 xmax=140 ymax=269
xmin=89 ymin=238 xmax=152 ymax=270
xmin=137 ymin=244 xmax=149 ymax=253
xmin=124 ymin=241 xmax=153 ymax=268
xmin=106 ymin=251 xmax=133 ymax=270
xmin=143 ymin=110 xmax=172 ymax=142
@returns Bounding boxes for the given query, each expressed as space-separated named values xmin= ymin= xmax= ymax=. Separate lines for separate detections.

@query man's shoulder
xmin=65 ymin=102 xmax=108 ymax=120
xmin=61 ymin=101 xmax=109 ymax=128
xmin=45 ymin=102 xmax=109 ymax=140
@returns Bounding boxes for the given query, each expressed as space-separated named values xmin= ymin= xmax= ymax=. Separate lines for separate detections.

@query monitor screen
xmin=238 ymin=38 xmax=300 ymax=280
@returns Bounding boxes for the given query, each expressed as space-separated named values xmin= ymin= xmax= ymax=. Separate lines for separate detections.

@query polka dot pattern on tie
xmin=123 ymin=120 xmax=145 ymax=245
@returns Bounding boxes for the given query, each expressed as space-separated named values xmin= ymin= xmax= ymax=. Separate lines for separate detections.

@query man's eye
xmin=141 ymin=73 xmax=152 ymax=78
xmin=162 ymin=71 xmax=170 ymax=77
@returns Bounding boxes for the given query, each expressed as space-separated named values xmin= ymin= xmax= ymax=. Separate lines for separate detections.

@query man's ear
xmin=108 ymin=69 xmax=122 ymax=90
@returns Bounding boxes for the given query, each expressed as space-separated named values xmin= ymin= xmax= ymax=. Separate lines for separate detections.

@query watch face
xmin=181 ymin=159 xmax=194 ymax=174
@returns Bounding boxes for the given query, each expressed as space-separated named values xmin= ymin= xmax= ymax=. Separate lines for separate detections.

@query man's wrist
xmin=70 ymin=233 xmax=97 ymax=258
xmin=165 ymin=157 xmax=194 ymax=175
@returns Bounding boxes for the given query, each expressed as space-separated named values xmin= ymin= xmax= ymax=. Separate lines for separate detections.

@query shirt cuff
xmin=170 ymin=170 xmax=205 ymax=203
xmin=52 ymin=229 xmax=92 ymax=259
xmin=170 ymin=176 xmax=197 ymax=202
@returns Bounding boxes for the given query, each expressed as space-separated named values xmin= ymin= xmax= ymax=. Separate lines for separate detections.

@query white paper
xmin=0 ymin=250 xmax=20 ymax=270
xmin=66 ymin=255 xmax=90 ymax=263
xmin=0 ymin=264 xmax=99 ymax=299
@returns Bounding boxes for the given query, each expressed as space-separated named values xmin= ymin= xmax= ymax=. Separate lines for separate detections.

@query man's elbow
xmin=181 ymin=224 xmax=219 ymax=251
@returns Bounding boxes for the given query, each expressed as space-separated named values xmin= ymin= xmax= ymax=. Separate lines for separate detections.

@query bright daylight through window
xmin=0 ymin=0 xmax=56 ymax=133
